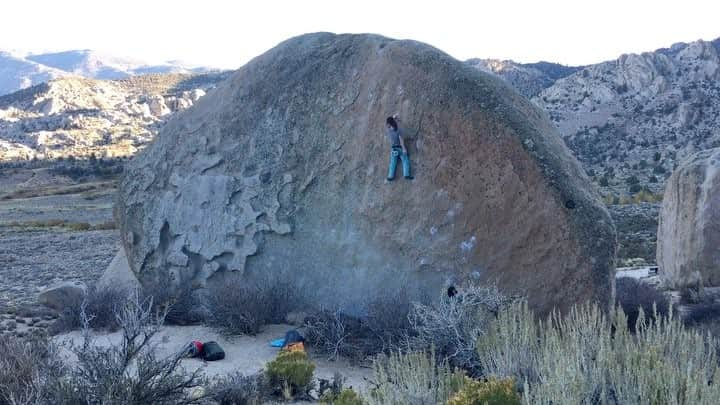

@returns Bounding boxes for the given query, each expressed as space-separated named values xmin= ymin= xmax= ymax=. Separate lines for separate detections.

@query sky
xmin=1 ymin=0 xmax=719 ymax=69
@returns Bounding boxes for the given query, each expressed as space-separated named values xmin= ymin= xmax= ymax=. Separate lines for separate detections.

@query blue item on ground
xmin=270 ymin=338 xmax=285 ymax=347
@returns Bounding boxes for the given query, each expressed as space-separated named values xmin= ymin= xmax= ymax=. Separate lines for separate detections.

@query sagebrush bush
xmin=683 ymin=301 xmax=720 ymax=340
xmin=475 ymin=300 xmax=538 ymax=382
xmin=304 ymin=295 xmax=413 ymax=363
xmin=477 ymin=300 xmax=720 ymax=404
xmin=615 ymin=277 xmax=670 ymax=331
xmin=320 ymin=388 xmax=364 ymax=405
xmin=0 ymin=334 xmax=66 ymax=405
xmin=367 ymin=350 xmax=464 ymax=405
xmin=3 ymin=291 xmax=207 ymax=405
xmin=67 ymin=291 xmax=206 ymax=404
xmin=265 ymin=351 xmax=316 ymax=400
xmin=409 ymin=284 xmax=508 ymax=372
xmin=446 ymin=376 xmax=520 ymax=405
xmin=145 ymin=279 xmax=208 ymax=326
xmin=208 ymin=275 xmax=305 ymax=335
xmin=210 ymin=372 xmax=266 ymax=405
xmin=52 ymin=284 xmax=129 ymax=333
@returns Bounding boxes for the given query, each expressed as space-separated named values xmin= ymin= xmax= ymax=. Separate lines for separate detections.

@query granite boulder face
xmin=116 ymin=33 xmax=616 ymax=314
xmin=657 ymin=148 xmax=720 ymax=288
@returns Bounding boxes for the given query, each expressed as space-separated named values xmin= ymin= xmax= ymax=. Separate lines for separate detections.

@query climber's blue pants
xmin=387 ymin=146 xmax=411 ymax=179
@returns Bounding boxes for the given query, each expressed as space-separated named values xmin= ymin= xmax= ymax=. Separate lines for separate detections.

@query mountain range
xmin=0 ymin=49 xmax=218 ymax=96
xmin=469 ymin=37 xmax=720 ymax=197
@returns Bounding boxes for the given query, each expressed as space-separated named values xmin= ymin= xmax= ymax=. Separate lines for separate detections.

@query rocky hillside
xmin=466 ymin=59 xmax=581 ymax=98
xmin=533 ymin=38 xmax=720 ymax=196
xmin=0 ymin=72 xmax=231 ymax=160
xmin=0 ymin=49 xmax=220 ymax=95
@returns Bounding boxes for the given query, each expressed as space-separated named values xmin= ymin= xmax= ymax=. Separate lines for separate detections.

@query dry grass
xmin=366 ymin=350 xmax=464 ymax=405
xmin=207 ymin=275 xmax=305 ymax=335
xmin=0 ymin=181 xmax=116 ymax=201
xmin=304 ymin=294 xmax=414 ymax=362
xmin=409 ymin=284 xmax=508 ymax=373
xmin=3 ymin=219 xmax=116 ymax=231
xmin=476 ymin=300 xmax=720 ymax=404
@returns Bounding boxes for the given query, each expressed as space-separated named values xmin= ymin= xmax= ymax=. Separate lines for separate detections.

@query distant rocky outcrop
xmin=0 ymin=51 xmax=69 ymax=96
xmin=534 ymin=38 xmax=720 ymax=196
xmin=467 ymin=59 xmax=581 ymax=98
xmin=0 ymin=72 xmax=229 ymax=160
xmin=657 ymin=148 xmax=720 ymax=288
xmin=0 ymin=49 xmax=221 ymax=96
xmin=116 ymin=33 xmax=616 ymax=314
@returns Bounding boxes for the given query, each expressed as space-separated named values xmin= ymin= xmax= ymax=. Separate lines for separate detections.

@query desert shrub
xmin=446 ymin=376 xmax=520 ymax=405
xmin=321 ymin=388 xmax=364 ymax=405
xmin=265 ymin=351 xmax=315 ymax=400
xmin=304 ymin=309 xmax=365 ymax=361
xmin=210 ymin=372 xmax=266 ymax=405
xmin=684 ymin=302 xmax=720 ymax=325
xmin=366 ymin=350 xmax=464 ymax=405
xmin=143 ymin=278 xmax=208 ymax=326
xmin=631 ymin=188 xmax=663 ymax=203
xmin=679 ymin=283 xmax=704 ymax=304
xmin=0 ymin=334 xmax=67 ymax=405
xmin=475 ymin=300 xmax=538 ymax=382
xmin=66 ymin=291 xmax=206 ymax=404
xmin=91 ymin=220 xmax=117 ymax=230
xmin=625 ymin=175 xmax=640 ymax=185
xmin=207 ymin=275 xmax=304 ymax=335
xmin=365 ymin=291 xmax=414 ymax=353
xmin=68 ymin=222 xmax=92 ymax=231
xmin=615 ymin=277 xmax=670 ymax=331
xmin=304 ymin=293 xmax=414 ymax=362
xmin=684 ymin=301 xmax=720 ymax=339
xmin=52 ymin=284 xmax=129 ymax=333
xmin=320 ymin=388 xmax=364 ymax=405
xmin=318 ymin=372 xmax=346 ymax=403
xmin=409 ymin=284 xmax=508 ymax=372
xmin=476 ymin=300 xmax=720 ymax=404
xmin=318 ymin=372 xmax=364 ymax=404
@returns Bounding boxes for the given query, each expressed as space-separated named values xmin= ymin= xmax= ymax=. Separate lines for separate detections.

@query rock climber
xmin=385 ymin=115 xmax=413 ymax=181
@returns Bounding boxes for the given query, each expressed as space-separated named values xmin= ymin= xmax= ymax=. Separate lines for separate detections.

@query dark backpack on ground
xmin=201 ymin=341 xmax=225 ymax=361
xmin=283 ymin=329 xmax=305 ymax=347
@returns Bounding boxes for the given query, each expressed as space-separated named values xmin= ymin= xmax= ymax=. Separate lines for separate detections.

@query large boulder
xmin=657 ymin=148 xmax=720 ymax=288
xmin=38 ymin=281 xmax=86 ymax=311
xmin=116 ymin=33 xmax=616 ymax=314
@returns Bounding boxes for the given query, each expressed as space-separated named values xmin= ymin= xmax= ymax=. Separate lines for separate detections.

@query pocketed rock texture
xmin=657 ymin=148 xmax=720 ymax=288
xmin=116 ymin=33 xmax=616 ymax=314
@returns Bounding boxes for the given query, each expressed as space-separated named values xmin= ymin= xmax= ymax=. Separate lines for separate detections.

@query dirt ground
xmin=55 ymin=323 xmax=374 ymax=397
xmin=0 ymin=163 xmax=119 ymax=333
